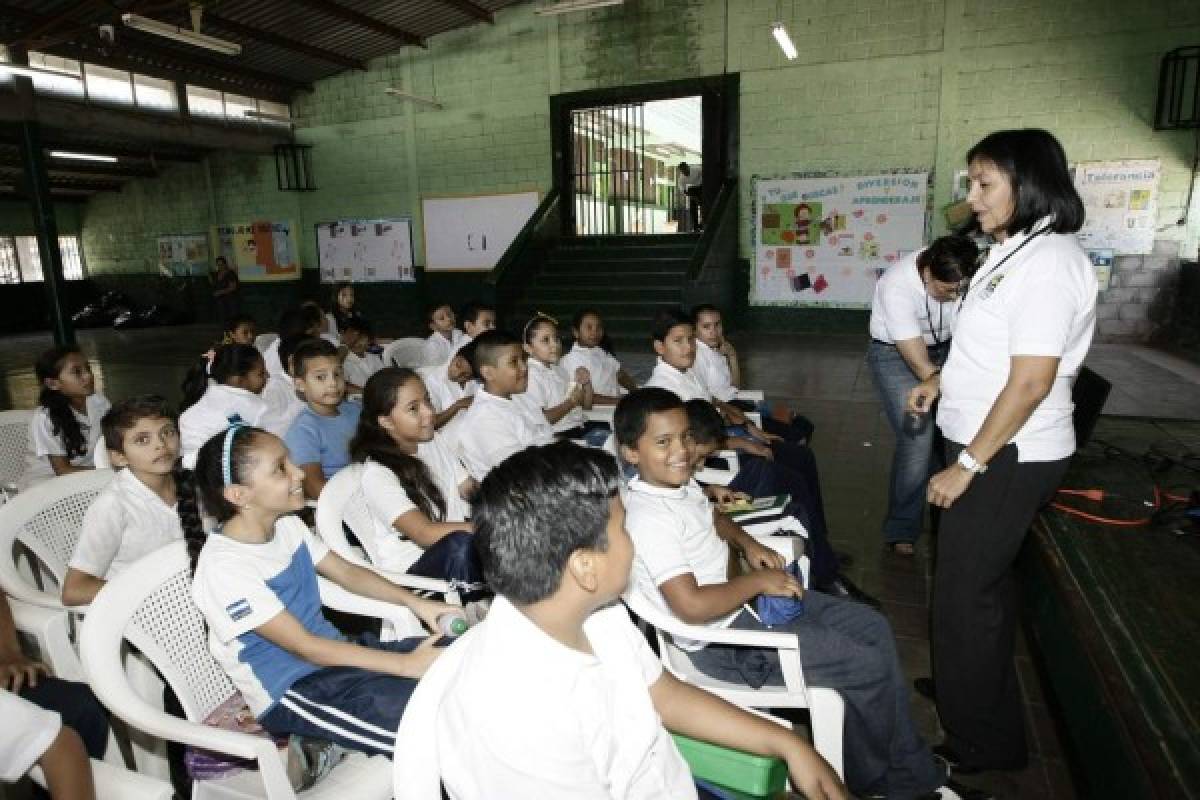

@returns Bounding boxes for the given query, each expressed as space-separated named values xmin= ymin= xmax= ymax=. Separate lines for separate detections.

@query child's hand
xmin=410 ymin=597 xmax=460 ymax=635
xmin=455 ymin=395 xmax=474 ymax=411
xmin=783 ymin=742 xmax=848 ymax=800
xmin=708 ymin=486 xmax=750 ymax=507
xmin=754 ymin=568 xmax=804 ymax=599
xmin=574 ymin=366 xmax=591 ymax=385
xmin=724 ymin=406 xmax=747 ymax=425
xmin=398 ymin=635 xmax=445 ymax=679
xmin=718 ymin=340 xmax=737 ymax=359
xmin=740 ymin=538 xmax=786 ymax=571
xmin=0 ymin=652 xmax=49 ymax=692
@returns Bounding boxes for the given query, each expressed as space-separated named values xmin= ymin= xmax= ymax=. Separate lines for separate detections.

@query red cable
xmin=1050 ymin=486 xmax=1164 ymax=528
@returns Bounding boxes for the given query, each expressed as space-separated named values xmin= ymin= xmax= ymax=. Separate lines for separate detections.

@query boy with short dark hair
xmin=284 ymin=338 xmax=361 ymax=499
xmin=424 ymin=442 xmax=846 ymax=800
xmin=339 ymin=318 xmax=383 ymax=393
xmin=423 ymin=301 xmax=468 ymax=366
xmin=459 ymin=300 xmax=497 ymax=341
xmin=455 ymin=330 xmax=553 ymax=481
xmin=615 ymin=389 xmax=987 ymax=800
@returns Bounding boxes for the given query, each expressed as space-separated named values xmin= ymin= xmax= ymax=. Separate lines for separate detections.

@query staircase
xmin=511 ymin=233 xmax=701 ymax=342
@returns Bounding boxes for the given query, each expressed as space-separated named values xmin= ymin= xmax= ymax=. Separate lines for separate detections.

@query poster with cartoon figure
xmin=1073 ymin=160 xmax=1159 ymax=255
xmin=210 ymin=220 xmax=300 ymax=283
xmin=752 ymin=172 xmax=929 ymax=308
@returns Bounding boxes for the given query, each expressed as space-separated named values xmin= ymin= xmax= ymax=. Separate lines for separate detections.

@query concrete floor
xmin=3 ymin=323 xmax=1199 ymax=799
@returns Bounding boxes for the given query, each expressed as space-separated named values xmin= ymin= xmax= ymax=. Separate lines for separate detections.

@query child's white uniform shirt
xmin=263 ymin=338 xmax=286 ymax=379
xmin=343 ymin=351 xmax=384 ymax=389
xmin=422 ymin=329 xmax=468 ymax=368
xmin=643 ymin=358 xmax=711 ymax=403
xmin=360 ymin=435 xmax=471 ymax=573
xmin=0 ymin=691 xmax=61 ymax=782
xmin=259 ymin=374 xmax=305 ymax=440
xmin=521 ymin=358 xmax=585 ymax=433
xmin=435 ymin=596 xmax=696 ymax=800
xmin=179 ymin=384 xmax=269 ymax=469
xmin=622 ymin=477 xmax=738 ymax=651
xmin=417 ymin=362 xmax=469 ymax=414
xmin=560 ymin=344 xmax=626 ymax=398
xmin=17 ymin=393 xmax=111 ymax=491
xmin=69 ymin=467 xmax=183 ymax=580
xmin=456 ymin=389 xmax=554 ymax=481
xmin=693 ymin=340 xmax=738 ymax=403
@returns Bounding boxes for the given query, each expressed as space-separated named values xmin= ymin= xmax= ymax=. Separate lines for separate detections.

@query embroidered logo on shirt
xmin=980 ymin=273 xmax=1005 ymax=299
xmin=226 ymin=599 xmax=252 ymax=622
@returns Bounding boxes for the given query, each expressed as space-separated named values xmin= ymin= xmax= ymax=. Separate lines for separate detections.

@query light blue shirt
xmin=284 ymin=401 xmax=361 ymax=478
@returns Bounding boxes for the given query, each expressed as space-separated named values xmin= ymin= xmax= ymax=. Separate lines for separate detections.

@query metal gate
xmin=569 ymin=102 xmax=656 ymax=236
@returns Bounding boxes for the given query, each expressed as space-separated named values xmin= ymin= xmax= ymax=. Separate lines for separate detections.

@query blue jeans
xmin=866 ymin=340 xmax=947 ymax=545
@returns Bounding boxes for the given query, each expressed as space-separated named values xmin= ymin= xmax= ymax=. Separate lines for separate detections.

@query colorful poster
xmin=156 ymin=233 xmax=209 ymax=276
xmin=210 ymin=220 xmax=300 ymax=282
xmin=316 ymin=218 xmax=415 ymax=284
xmin=752 ymin=172 xmax=929 ymax=308
xmin=1073 ymin=160 xmax=1160 ymax=255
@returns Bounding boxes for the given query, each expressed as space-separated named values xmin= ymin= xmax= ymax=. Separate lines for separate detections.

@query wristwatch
xmin=956 ymin=449 xmax=987 ymax=475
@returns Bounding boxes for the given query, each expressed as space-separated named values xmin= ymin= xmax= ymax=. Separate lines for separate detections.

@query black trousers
xmin=932 ymin=441 xmax=1068 ymax=768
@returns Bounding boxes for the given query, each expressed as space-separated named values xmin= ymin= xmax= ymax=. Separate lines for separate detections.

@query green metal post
xmin=18 ymin=121 xmax=74 ymax=346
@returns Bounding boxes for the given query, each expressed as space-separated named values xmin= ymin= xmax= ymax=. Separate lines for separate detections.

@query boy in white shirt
xmin=417 ymin=346 xmax=475 ymax=429
xmin=456 ymin=330 xmax=554 ymax=481
xmin=615 ymin=389 xmax=985 ymax=800
xmin=340 ymin=318 xmax=384 ymax=394
xmin=259 ymin=335 xmax=309 ymax=440
xmin=423 ymin=302 xmax=469 ymax=367
xmin=411 ymin=441 xmax=845 ymax=800
xmin=459 ymin=300 xmax=497 ymax=342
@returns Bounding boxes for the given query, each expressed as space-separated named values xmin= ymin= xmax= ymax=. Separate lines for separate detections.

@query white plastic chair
xmin=79 ymin=541 xmax=402 ymax=800
xmin=695 ymin=449 xmax=740 ymax=486
xmin=29 ymin=758 xmax=174 ymax=799
xmin=254 ymin=333 xmax=279 ymax=354
xmin=381 ymin=338 xmax=431 ymax=369
xmin=0 ymin=409 xmax=34 ymax=490
xmin=735 ymin=389 xmax=765 ymax=403
xmin=315 ymin=464 xmax=461 ymax=606
xmin=622 ymin=589 xmax=845 ymax=782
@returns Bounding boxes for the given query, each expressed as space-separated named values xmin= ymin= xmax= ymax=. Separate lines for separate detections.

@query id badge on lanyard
xmin=960 ymin=227 xmax=1050 ymax=312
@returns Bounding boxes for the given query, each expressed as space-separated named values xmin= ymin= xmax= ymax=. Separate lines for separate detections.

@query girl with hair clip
xmin=178 ymin=344 xmax=271 ymax=469
xmin=190 ymin=423 xmax=453 ymax=757
xmin=17 ymin=346 xmax=111 ymax=491
xmin=521 ymin=313 xmax=608 ymax=444
xmin=560 ymin=308 xmax=639 ymax=404
xmin=62 ymin=395 xmax=204 ymax=607
xmin=351 ymin=368 xmax=485 ymax=595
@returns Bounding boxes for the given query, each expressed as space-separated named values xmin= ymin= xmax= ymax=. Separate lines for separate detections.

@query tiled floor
xmin=3 ymin=324 xmax=1199 ymax=799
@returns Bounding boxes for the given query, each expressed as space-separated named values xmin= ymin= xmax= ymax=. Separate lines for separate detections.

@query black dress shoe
xmin=815 ymin=573 xmax=882 ymax=609
xmin=913 ymin=676 xmax=936 ymax=701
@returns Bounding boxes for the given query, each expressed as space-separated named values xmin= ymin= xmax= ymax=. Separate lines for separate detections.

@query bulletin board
xmin=1073 ymin=159 xmax=1160 ymax=255
xmin=156 ymin=233 xmax=209 ymax=277
xmin=316 ymin=218 xmax=415 ymax=283
xmin=752 ymin=172 xmax=929 ymax=308
xmin=422 ymin=191 xmax=540 ymax=271
xmin=210 ymin=220 xmax=300 ymax=282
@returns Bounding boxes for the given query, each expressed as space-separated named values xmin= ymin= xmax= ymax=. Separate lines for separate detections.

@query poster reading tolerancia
xmin=1072 ymin=159 xmax=1160 ymax=256
xmin=752 ymin=171 xmax=929 ymax=308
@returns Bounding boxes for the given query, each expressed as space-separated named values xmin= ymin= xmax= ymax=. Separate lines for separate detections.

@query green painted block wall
xmin=76 ymin=0 xmax=1200 ymax=339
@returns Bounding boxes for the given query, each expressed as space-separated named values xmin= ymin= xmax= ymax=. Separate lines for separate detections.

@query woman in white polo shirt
xmin=867 ymin=235 xmax=978 ymax=556
xmin=907 ymin=129 xmax=1096 ymax=773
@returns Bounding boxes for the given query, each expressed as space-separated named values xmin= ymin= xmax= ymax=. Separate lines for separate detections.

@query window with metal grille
xmin=0 ymin=239 xmax=20 ymax=284
xmin=2 ymin=236 xmax=86 ymax=282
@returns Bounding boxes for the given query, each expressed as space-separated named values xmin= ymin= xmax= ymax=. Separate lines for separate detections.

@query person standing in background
xmin=211 ymin=256 xmax=240 ymax=325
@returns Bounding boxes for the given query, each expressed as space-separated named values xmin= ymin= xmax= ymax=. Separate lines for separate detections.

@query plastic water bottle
xmin=437 ymin=611 xmax=469 ymax=638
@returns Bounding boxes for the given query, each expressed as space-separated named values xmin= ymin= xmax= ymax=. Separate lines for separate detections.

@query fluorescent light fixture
xmin=384 ymin=87 xmax=443 ymax=110
xmin=121 ymin=13 xmax=242 ymax=56
xmin=48 ymin=151 xmax=119 ymax=163
xmin=772 ymin=22 xmax=798 ymax=60
xmin=0 ymin=62 xmax=82 ymax=80
xmin=535 ymin=0 xmax=624 ymax=15
xmin=244 ymin=110 xmax=294 ymax=124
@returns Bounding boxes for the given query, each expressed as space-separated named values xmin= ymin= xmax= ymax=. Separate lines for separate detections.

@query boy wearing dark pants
xmin=616 ymin=389 xmax=989 ymax=800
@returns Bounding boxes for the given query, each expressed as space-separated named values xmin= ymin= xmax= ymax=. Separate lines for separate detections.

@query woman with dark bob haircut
xmin=907 ymin=129 xmax=1097 ymax=773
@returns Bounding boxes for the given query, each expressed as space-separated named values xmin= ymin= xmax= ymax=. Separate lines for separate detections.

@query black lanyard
xmin=925 ymin=294 xmax=948 ymax=348
xmin=960 ymin=226 xmax=1051 ymax=312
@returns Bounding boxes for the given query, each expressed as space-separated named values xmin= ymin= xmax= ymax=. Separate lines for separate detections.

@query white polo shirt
xmin=360 ymin=438 xmax=471 ymax=573
xmin=938 ymin=222 xmax=1097 ymax=462
xmin=643 ymin=358 xmax=711 ymax=403
xmin=435 ymin=597 xmax=695 ymax=800
xmin=868 ymin=250 xmax=958 ymax=346
xmin=0 ymin=691 xmax=61 ymax=782
xmin=622 ymin=477 xmax=736 ymax=651
xmin=179 ymin=384 xmax=270 ymax=469
xmin=259 ymin=374 xmax=305 ymax=440
xmin=418 ymin=362 xmax=469 ymax=414
xmin=69 ymin=467 xmax=182 ymax=580
xmin=693 ymin=341 xmax=737 ymax=403
xmin=521 ymin=358 xmax=585 ymax=433
xmin=456 ymin=389 xmax=555 ymax=481
xmin=263 ymin=338 xmax=286 ymax=379
xmin=343 ymin=351 xmax=384 ymax=389
xmin=17 ymin=393 xmax=111 ymax=491
xmin=423 ymin=329 xmax=469 ymax=368
xmin=560 ymin=344 xmax=626 ymax=398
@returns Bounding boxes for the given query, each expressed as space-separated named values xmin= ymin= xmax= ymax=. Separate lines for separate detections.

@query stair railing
xmin=684 ymin=178 xmax=739 ymax=306
xmin=487 ymin=188 xmax=562 ymax=321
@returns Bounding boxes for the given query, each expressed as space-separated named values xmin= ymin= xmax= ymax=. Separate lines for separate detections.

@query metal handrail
xmin=686 ymin=178 xmax=737 ymax=283
xmin=487 ymin=187 xmax=561 ymax=287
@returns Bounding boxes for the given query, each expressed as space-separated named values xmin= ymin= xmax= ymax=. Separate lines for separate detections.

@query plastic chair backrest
xmin=382 ymin=338 xmax=429 ymax=369
xmin=254 ymin=333 xmax=279 ymax=354
xmin=315 ymin=464 xmax=380 ymax=567
xmin=0 ymin=410 xmax=33 ymax=488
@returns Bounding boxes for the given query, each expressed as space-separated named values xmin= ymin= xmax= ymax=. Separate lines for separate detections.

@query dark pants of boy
xmin=20 ymin=676 xmax=110 ymax=760
xmin=407 ymin=530 xmax=485 ymax=595
xmin=259 ymin=634 xmax=423 ymax=758
xmin=687 ymin=593 xmax=945 ymax=798
xmin=730 ymin=454 xmax=838 ymax=586
xmin=933 ymin=442 xmax=1068 ymax=770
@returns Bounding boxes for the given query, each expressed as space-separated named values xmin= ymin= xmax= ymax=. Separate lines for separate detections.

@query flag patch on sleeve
xmin=226 ymin=598 xmax=252 ymax=622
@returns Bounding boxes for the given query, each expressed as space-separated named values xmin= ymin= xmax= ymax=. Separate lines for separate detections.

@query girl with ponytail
xmin=178 ymin=343 xmax=270 ymax=468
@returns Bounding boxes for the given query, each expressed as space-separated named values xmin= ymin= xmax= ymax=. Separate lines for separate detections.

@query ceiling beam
xmin=4 ymin=0 xmax=100 ymax=50
xmin=434 ymin=0 xmax=494 ymax=24
xmin=202 ymin=12 xmax=367 ymax=71
xmin=288 ymin=0 xmax=426 ymax=48
xmin=0 ymin=160 xmax=154 ymax=179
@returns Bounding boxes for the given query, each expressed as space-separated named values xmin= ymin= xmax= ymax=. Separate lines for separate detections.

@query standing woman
xmin=210 ymin=256 xmax=240 ymax=325
xmin=867 ymin=235 xmax=978 ymax=556
xmin=908 ymin=129 xmax=1095 ymax=772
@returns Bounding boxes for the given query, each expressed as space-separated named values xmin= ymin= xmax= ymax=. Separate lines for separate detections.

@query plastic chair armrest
xmin=667 ymin=621 xmax=800 ymax=650
xmin=735 ymin=389 xmax=765 ymax=403
xmin=317 ymin=578 xmax=424 ymax=637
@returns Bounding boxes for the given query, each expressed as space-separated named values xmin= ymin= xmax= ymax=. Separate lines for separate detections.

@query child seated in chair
xmin=428 ymin=441 xmax=846 ymax=800
xmin=283 ymin=339 xmax=361 ymax=500
xmin=456 ymin=330 xmax=554 ymax=481
xmin=615 ymin=389 xmax=985 ymax=800
xmin=191 ymin=424 xmax=454 ymax=757
xmin=559 ymin=308 xmax=639 ymax=404
xmin=417 ymin=346 xmax=475 ymax=431
xmin=422 ymin=302 xmax=468 ymax=367
xmin=340 ymin=318 xmax=384 ymax=395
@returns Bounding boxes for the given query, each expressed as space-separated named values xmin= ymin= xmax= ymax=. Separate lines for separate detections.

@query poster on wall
xmin=156 ymin=234 xmax=209 ymax=277
xmin=210 ymin=220 xmax=300 ymax=282
xmin=1073 ymin=159 xmax=1160 ymax=256
xmin=752 ymin=172 xmax=929 ymax=308
xmin=316 ymin=218 xmax=415 ymax=283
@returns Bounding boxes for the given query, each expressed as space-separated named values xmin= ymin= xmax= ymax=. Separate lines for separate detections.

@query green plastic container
xmin=671 ymin=734 xmax=788 ymax=799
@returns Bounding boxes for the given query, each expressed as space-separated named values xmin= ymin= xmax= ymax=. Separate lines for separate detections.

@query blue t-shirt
xmin=284 ymin=401 xmax=361 ymax=478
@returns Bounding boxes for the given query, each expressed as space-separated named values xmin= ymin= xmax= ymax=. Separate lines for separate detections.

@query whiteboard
xmin=422 ymin=192 xmax=540 ymax=271
xmin=317 ymin=218 xmax=414 ymax=283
